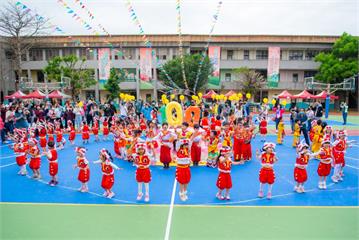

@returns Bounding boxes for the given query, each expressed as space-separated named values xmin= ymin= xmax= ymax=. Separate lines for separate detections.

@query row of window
xmin=224 ymin=70 xmax=317 ymax=82
xmin=226 ymin=49 xmax=321 ymax=60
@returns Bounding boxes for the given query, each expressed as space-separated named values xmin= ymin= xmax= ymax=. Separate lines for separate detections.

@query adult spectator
xmin=5 ymin=105 xmax=15 ymax=134
xmin=340 ymin=102 xmax=348 ymax=125
xmin=0 ymin=115 xmax=6 ymax=144
xmin=64 ymin=106 xmax=75 ymax=128
xmin=306 ymin=107 xmax=315 ymax=131
xmin=73 ymin=105 xmax=83 ymax=131
xmin=14 ymin=106 xmax=29 ymax=129
xmin=296 ymin=108 xmax=310 ymax=145
xmin=289 ymin=105 xmax=298 ymax=133
xmin=314 ymin=101 xmax=323 ymax=118
xmin=273 ymin=105 xmax=285 ymax=131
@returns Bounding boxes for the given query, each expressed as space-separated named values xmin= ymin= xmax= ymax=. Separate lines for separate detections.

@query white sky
xmin=1 ymin=0 xmax=358 ymax=36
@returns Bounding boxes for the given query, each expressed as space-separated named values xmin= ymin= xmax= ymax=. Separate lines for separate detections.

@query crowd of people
xmin=1 ymin=96 xmax=354 ymax=202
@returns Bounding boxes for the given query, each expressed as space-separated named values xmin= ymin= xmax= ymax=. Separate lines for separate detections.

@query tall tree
xmin=44 ymin=55 xmax=96 ymax=98
xmin=315 ymin=32 xmax=358 ymax=83
xmin=233 ymin=67 xmax=266 ymax=94
xmin=104 ymin=68 xmax=122 ymax=100
xmin=0 ymin=1 xmax=49 ymax=90
xmin=159 ymin=54 xmax=212 ymax=92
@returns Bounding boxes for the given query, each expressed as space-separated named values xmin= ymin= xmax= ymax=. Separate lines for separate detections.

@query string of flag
xmin=193 ymin=1 xmax=223 ymax=92
xmin=175 ymin=0 xmax=189 ymax=90
xmin=125 ymin=0 xmax=180 ymax=89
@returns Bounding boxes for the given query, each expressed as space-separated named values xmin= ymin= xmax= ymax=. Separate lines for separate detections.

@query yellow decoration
xmin=211 ymin=94 xmax=216 ymax=100
xmin=246 ymin=93 xmax=251 ymax=99
xmin=119 ymin=93 xmax=125 ymax=99
xmin=198 ymin=92 xmax=203 ymax=98
xmin=271 ymin=99 xmax=276 ymax=105
xmin=237 ymin=93 xmax=243 ymax=99
xmin=161 ymin=94 xmax=167 ymax=99
xmin=179 ymin=95 xmax=185 ymax=101
xmin=78 ymin=101 xmax=83 ymax=107
xmin=282 ymin=100 xmax=287 ymax=106
xmin=263 ymin=98 xmax=268 ymax=104
xmin=224 ymin=96 xmax=228 ymax=101
xmin=166 ymin=101 xmax=183 ymax=126
xmin=170 ymin=94 xmax=175 ymax=100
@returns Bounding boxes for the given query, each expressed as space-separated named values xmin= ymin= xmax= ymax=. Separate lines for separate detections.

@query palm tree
xmin=232 ymin=67 xmax=266 ymax=95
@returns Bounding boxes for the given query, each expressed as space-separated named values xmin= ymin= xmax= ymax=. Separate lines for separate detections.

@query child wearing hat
xmin=42 ymin=141 xmax=59 ymax=186
xmin=176 ymin=138 xmax=191 ymax=201
xmin=73 ymin=147 xmax=90 ymax=192
xmin=256 ymin=142 xmax=278 ymax=199
xmin=92 ymin=117 xmax=99 ymax=142
xmin=81 ymin=121 xmax=90 ymax=144
xmin=331 ymin=130 xmax=348 ymax=183
xmin=28 ymin=138 xmax=41 ymax=179
xmin=293 ymin=142 xmax=310 ymax=193
xmin=134 ymin=142 xmax=151 ymax=202
xmin=12 ymin=135 xmax=27 ymax=176
xmin=311 ymin=139 xmax=333 ymax=189
xmin=67 ymin=120 xmax=76 ymax=145
xmin=207 ymin=130 xmax=219 ymax=168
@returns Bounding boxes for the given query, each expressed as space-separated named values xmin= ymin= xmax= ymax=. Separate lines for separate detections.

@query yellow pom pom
xmin=224 ymin=96 xmax=228 ymax=101
xmin=170 ymin=94 xmax=175 ymax=100
xmin=78 ymin=101 xmax=83 ymax=107
xmin=246 ymin=93 xmax=251 ymax=99
xmin=180 ymin=95 xmax=185 ymax=101
xmin=271 ymin=99 xmax=276 ymax=105
xmin=211 ymin=94 xmax=216 ymax=100
xmin=119 ymin=93 xmax=124 ymax=99
xmin=263 ymin=98 xmax=268 ymax=104
xmin=198 ymin=93 xmax=203 ymax=98
xmin=282 ymin=100 xmax=287 ymax=106
xmin=237 ymin=93 xmax=243 ymax=99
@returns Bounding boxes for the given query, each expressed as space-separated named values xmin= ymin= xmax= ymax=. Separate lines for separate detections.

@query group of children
xmin=8 ymin=109 xmax=353 ymax=202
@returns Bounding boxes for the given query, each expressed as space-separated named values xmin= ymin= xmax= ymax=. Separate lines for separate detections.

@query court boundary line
xmin=0 ymin=162 xmax=16 ymax=168
xmin=346 ymin=164 xmax=359 ymax=170
xmin=164 ymin=179 xmax=177 ymax=240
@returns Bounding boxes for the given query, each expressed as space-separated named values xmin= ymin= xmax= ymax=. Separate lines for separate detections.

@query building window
xmin=29 ymin=49 xmax=43 ymax=61
xmin=304 ymin=71 xmax=317 ymax=78
xmin=45 ymin=49 xmax=59 ymax=60
xmin=256 ymin=50 xmax=268 ymax=60
xmin=305 ymin=50 xmax=319 ymax=60
xmin=225 ymin=73 xmax=231 ymax=81
xmin=62 ymin=48 xmax=76 ymax=56
xmin=243 ymin=50 xmax=249 ymax=60
xmin=37 ymin=71 xmax=44 ymax=83
xmin=292 ymin=73 xmax=299 ymax=82
xmin=289 ymin=50 xmax=303 ymax=60
xmin=227 ymin=50 xmax=234 ymax=60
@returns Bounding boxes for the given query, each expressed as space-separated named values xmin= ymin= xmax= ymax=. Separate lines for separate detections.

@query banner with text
xmin=267 ymin=46 xmax=280 ymax=88
xmin=208 ymin=46 xmax=221 ymax=87
xmin=140 ymin=48 xmax=152 ymax=81
xmin=98 ymin=48 xmax=111 ymax=88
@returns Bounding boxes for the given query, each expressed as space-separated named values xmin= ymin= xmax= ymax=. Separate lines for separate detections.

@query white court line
xmin=0 ymin=155 xmax=16 ymax=160
xmin=0 ymin=143 xmax=12 ymax=148
xmin=346 ymin=156 xmax=359 ymax=161
xmin=346 ymin=164 xmax=359 ymax=170
xmin=164 ymin=179 xmax=177 ymax=240
xmin=0 ymin=162 xmax=16 ymax=168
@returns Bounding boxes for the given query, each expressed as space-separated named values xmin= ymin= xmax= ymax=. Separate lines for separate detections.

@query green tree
xmin=104 ymin=68 xmax=122 ymax=100
xmin=315 ymin=32 xmax=358 ymax=83
xmin=233 ymin=67 xmax=266 ymax=94
xmin=159 ymin=54 xmax=212 ymax=92
xmin=44 ymin=55 xmax=96 ymax=98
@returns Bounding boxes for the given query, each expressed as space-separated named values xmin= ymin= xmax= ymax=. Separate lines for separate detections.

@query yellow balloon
xmin=191 ymin=95 xmax=196 ymax=100
xmin=78 ymin=101 xmax=83 ymax=107
xmin=170 ymin=94 xmax=175 ymax=100
xmin=271 ymin=99 xmax=276 ymax=105
xmin=180 ymin=95 xmax=185 ymax=101
xmin=224 ymin=96 xmax=228 ymax=101
xmin=198 ymin=92 xmax=203 ymax=98
xmin=282 ymin=100 xmax=287 ymax=106
xmin=215 ymin=95 xmax=220 ymax=100
xmin=161 ymin=94 xmax=167 ymax=99
xmin=263 ymin=98 xmax=268 ymax=104
xmin=211 ymin=94 xmax=216 ymax=100
xmin=119 ymin=93 xmax=124 ymax=99
xmin=237 ymin=93 xmax=243 ymax=99
xmin=246 ymin=93 xmax=251 ymax=99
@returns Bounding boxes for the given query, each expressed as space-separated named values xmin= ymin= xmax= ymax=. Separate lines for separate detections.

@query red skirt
xmin=101 ymin=174 xmax=114 ymax=190
xmin=16 ymin=156 xmax=26 ymax=166
xmin=78 ymin=169 xmax=90 ymax=183
xmin=317 ymin=162 xmax=331 ymax=177
xmin=333 ymin=151 xmax=344 ymax=164
xmin=176 ymin=167 xmax=191 ymax=184
xmin=243 ymin=143 xmax=252 ymax=160
xmin=49 ymin=162 xmax=58 ymax=176
xmin=39 ymin=138 xmax=47 ymax=148
xmin=233 ymin=139 xmax=243 ymax=161
xmin=82 ymin=132 xmax=89 ymax=140
xmin=260 ymin=128 xmax=267 ymax=135
xmin=29 ymin=157 xmax=41 ymax=170
xmin=69 ymin=132 xmax=76 ymax=141
xmin=294 ymin=167 xmax=307 ymax=183
xmin=216 ymin=172 xmax=232 ymax=190
xmin=191 ymin=143 xmax=201 ymax=163
xmin=48 ymin=135 xmax=54 ymax=143
xmin=136 ymin=168 xmax=151 ymax=183
xmin=92 ymin=129 xmax=99 ymax=135
xmin=103 ymin=128 xmax=109 ymax=136
xmin=56 ymin=134 xmax=63 ymax=143
xmin=259 ymin=168 xmax=275 ymax=184
xmin=160 ymin=145 xmax=172 ymax=164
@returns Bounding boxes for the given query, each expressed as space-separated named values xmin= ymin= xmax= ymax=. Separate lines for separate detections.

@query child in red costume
xmin=73 ymin=147 xmax=90 ymax=192
xmin=216 ymin=146 xmax=240 ymax=200
xmin=81 ymin=121 xmax=90 ymax=144
xmin=28 ymin=138 xmax=41 ymax=179
xmin=331 ymin=130 xmax=352 ymax=183
xmin=134 ymin=143 xmax=151 ymax=202
xmin=93 ymin=149 xmax=121 ymax=198
xmin=38 ymin=123 xmax=47 ymax=151
xmin=67 ymin=120 xmax=76 ymax=145
xmin=102 ymin=117 xmax=110 ymax=141
xmin=259 ymin=116 xmax=268 ymax=142
xmin=146 ymin=121 xmax=159 ymax=164
xmin=176 ymin=139 xmax=191 ymax=201
xmin=200 ymin=110 xmax=210 ymax=140
xmin=256 ymin=142 xmax=278 ymax=199
xmin=55 ymin=121 xmax=65 ymax=149
xmin=92 ymin=117 xmax=99 ymax=142
xmin=311 ymin=139 xmax=333 ymax=190
xmin=190 ymin=124 xmax=202 ymax=166
xmin=43 ymin=141 xmax=59 ymax=186
xmin=47 ymin=122 xmax=55 ymax=143
xmin=12 ymin=136 xmax=27 ymax=175
xmin=158 ymin=123 xmax=175 ymax=169
xmin=293 ymin=142 xmax=310 ymax=193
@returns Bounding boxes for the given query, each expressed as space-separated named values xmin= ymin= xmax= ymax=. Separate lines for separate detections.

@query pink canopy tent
xmin=314 ymin=91 xmax=339 ymax=100
xmin=277 ymin=90 xmax=293 ymax=99
xmin=225 ymin=90 xmax=236 ymax=97
xmin=4 ymin=90 xmax=28 ymax=99
xmin=292 ymin=90 xmax=316 ymax=99
xmin=25 ymin=89 xmax=46 ymax=99
xmin=202 ymin=90 xmax=217 ymax=99
xmin=48 ymin=90 xmax=71 ymax=99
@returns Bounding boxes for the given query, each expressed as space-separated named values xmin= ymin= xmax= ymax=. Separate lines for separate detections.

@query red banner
xmin=140 ymin=48 xmax=152 ymax=81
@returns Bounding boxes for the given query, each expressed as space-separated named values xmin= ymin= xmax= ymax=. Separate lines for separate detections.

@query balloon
xmin=215 ymin=95 xmax=220 ymax=100
xmin=161 ymin=94 xmax=167 ymax=99
xmin=170 ymin=94 xmax=175 ymax=100
xmin=263 ymin=98 xmax=268 ymax=104
xmin=282 ymin=100 xmax=287 ymax=106
xmin=211 ymin=94 xmax=216 ymax=100
xmin=271 ymin=99 xmax=276 ymax=105
xmin=237 ymin=93 xmax=243 ymax=99
xmin=198 ymin=92 xmax=203 ymax=98
xmin=224 ymin=96 xmax=228 ymax=101
xmin=78 ymin=101 xmax=83 ymax=107
xmin=246 ymin=93 xmax=251 ymax=99
xmin=229 ymin=95 xmax=233 ymax=101
xmin=219 ymin=94 xmax=224 ymax=100
xmin=180 ymin=95 xmax=185 ymax=101
xmin=119 ymin=93 xmax=124 ymax=99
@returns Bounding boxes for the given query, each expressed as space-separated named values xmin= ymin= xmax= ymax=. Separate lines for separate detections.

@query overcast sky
xmin=1 ymin=0 xmax=358 ymax=36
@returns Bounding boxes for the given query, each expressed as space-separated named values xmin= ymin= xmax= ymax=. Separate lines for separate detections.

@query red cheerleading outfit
xmin=146 ymin=129 xmax=159 ymax=149
xmin=135 ymin=155 xmax=151 ymax=183
xmin=29 ymin=145 xmax=41 ymax=170
xmin=216 ymin=158 xmax=232 ymax=190
xmin=317 ymin=147 xmax=333 ymax=177
xmin=259 ymin=152 xmax=276 ymax=184
xmin=242 ymin=131 xmax=253 ymax=160
xmin=102 ymin=121 xmax=109 ymax=136
xmin=82 ymin=125 xmax=90 ymax=140
xmin=48 ymin=149 xmax=58 ymax=176
xmin=55 ymin=127 xmax=63 ymax=143
xmin=294 ymin=154 xmax=309 ymax=183
xmin=200 ymin=117 xmax=210 ymax=138
xmin=39 ymin=128 xmax=47 ymax=148
xmin=92 ymin=122 xmax=99 ymax=136
xmin=160 ymin=131 xmax=173 ymax=164
xmin=259 ymin=120 xmax=268 ymax=135
xmin=14 ymin=143 xmax=27 ymax=166
xmin=333 ymin=139 xmax=346 ymax=165
xmin=191 ymin=133 xmax=202 ymax=164
xmin=139 ymin=119 xmax=147 ymax=131
xmin=69 ymin=126 xmax=76 ymax=141
xmin=176 ymin=148 xmax=191 ymax=184
xmin=48 ymin=128 xmax=55 ymax=143
xmin=101 ymin=161 xmax=115 ymax=190
xmin=77 ymin=157 xmax=90 ymax=183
